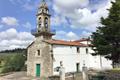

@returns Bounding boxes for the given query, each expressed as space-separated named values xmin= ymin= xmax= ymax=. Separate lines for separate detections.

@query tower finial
xmin=42 ymin=0 xmax=45 ymax=2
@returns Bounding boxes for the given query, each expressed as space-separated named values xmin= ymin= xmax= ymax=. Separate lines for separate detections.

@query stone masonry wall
xmin=27 ymin=40 xmax=53 ymax=79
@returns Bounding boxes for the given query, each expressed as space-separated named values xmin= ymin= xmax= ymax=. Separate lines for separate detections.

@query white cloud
xmin=53 ymin=0 xmax=89 ymax=14
xmin=53 ymin=30 xmax=67 ymax=40
xmin=0 ymin=28 xmax=34 ymax=51
xmin=66 ymin=32 xmax=79 ymax=40
xmin=51 ymin=15 xmax=68 ymax=27
xmin=53 ymin=31 xmax=79 ymax=40
xmin=0 ymin=40 xmax=9 ymax=47
xmin=0 ymin=28 xmax=17 ymax=40
xmin=73 ymin=1 xmax=111 ymax=29
xmin=53 ymin=0 xmax=112 ymax=32
xmin=18 ymin=32 xmax=34 ymax=40
xmin=1 ymin=17 xmax=18 ymax=26
xmin=78 ymin=8 xmax=99 ymax=26
xmin=80 ymin=31 xmax=91 ymax=38
xmin=23 ymin=22 xmax=32 ymax=29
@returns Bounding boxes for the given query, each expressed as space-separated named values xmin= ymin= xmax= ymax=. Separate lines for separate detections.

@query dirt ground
xmin=0 ymin=72 xmax=40 ymax=80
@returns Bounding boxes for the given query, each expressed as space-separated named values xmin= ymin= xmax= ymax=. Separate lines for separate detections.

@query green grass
xmin=0 ymin=68 xmax=2 ymax=72
xmin=111 ymin=68 xmax=120 ymax=72
xmin=112 ymin=68 xmax=120 ymax=70
xmin=105 ymin=68 xmax=120 ymax=73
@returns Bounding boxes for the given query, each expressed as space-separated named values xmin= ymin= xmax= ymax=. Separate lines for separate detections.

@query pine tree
xmin=91 ymin=0 xmax=120 ymax=67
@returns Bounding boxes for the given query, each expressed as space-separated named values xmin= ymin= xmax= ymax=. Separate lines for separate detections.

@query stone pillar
xmin=59 ymin=61 xmax=65 ymax=80
xmin=82 ymin=62 xmax=88 ymax=80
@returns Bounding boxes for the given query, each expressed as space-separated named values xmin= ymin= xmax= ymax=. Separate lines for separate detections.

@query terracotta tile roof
xmin=44 ymin=39 xmax=88 ymax=47
xmin=74 ymin=38 xmax=92 ymax=42
xmin=74 ymin=38 xmax=94 ymax=47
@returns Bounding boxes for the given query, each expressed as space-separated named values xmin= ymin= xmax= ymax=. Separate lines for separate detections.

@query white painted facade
xmin=52 ymin=41 xmax=112 ymax=75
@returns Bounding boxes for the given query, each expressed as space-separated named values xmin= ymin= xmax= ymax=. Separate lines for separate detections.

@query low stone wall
xmin=104 ymin=72 xmax=120 ymax=80
xmin=48 ymin=72 xmax=83 ymax=80
xmin=65 ymin=73 xmax=82 ymax=80
xmin=88 ymin=70 xmax=120 ymax=80
xmin=48 ymin=75 xmax=60 ymax=80
xmin=65 ymin=72 xmax=83 ymax=80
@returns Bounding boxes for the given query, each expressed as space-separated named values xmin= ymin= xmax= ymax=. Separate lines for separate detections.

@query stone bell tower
xmin=33 ymin=0 xmax=54 ymax=40
xmin=27 ymin=0 xmax=55 ymax=79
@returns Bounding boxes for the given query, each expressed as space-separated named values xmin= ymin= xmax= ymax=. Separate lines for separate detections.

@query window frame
xmin=76 ymin=63 xmax=80 ymax=72
xmin=37 ymin=50 xmax=41 ymax=56
xmin=77 ymin=47 xmax=80 ymax=53
xmin=86 ymin=48 xmax=88 ymax=54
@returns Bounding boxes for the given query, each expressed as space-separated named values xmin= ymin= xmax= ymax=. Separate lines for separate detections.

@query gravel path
xmin=0 ymin=72 xmax=40 ymax=80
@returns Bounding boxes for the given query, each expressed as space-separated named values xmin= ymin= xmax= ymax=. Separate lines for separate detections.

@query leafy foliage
xmin=1 ymin=54 xmax=26 ymax=73
xmin=91 ymin=0 xmax=120 ymax=63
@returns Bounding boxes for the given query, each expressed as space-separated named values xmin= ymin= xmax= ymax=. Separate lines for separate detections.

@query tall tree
xmin=91 ymin=0 xmax=120 ymax=67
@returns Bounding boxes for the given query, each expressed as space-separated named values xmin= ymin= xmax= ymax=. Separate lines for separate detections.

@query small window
xmin=86 ymin=48 xmax=88 ymax=54
xmin=39 ymin=17 xmax=41 ymax=20
xmin=77 ymin=47 xmax=80 ymax=53
xmin=37 ymin=50 xmax=40 ymax=56
xmin=39 ymin=24 xmax=41 ymax=27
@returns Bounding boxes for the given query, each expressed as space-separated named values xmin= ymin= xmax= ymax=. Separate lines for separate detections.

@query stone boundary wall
xmin=88 ymin=71 xmax=120 ymax=80
xmin=48 ymin=75 xmax=60 ymax=80
xmin=48 ymin=72 xmax=83 ymax=80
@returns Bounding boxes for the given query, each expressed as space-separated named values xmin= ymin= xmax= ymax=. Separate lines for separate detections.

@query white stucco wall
xmin=52 ymin=43 xmax=112 ymax=75
xmin=53 ymin=45 xmax=80 ymax=75
xmin=79 ymin=41 xmax=90 ymax=45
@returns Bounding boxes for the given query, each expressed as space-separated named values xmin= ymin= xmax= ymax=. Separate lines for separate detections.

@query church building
xmin=27 ymin=0 xmax=112 ymax=79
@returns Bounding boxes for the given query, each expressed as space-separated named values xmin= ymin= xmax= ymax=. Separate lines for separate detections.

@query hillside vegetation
xmin=0 ymin=48 xmax=27 ymax=74
xmin=0 ymin=48 xmax=27 ymax=54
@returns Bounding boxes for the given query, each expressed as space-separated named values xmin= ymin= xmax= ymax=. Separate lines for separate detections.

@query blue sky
xmin=0 ymin=0 xmax=113 ymax=51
